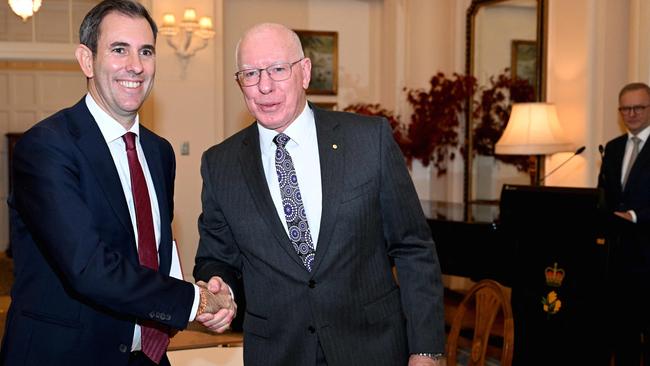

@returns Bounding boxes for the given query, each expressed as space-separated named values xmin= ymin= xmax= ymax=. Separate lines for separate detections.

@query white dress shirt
xmin=85 ymin=94 xmax=200 ymax=351
xmin=258 ymin=102 xmax=323 ymax=247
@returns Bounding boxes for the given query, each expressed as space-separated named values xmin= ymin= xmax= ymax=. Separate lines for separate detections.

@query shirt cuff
xmin=189 ymin=284 xmax=201 ymax=321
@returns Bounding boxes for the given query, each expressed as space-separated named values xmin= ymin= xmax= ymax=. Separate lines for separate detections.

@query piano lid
xmin=420 ymin=200 xmax=500 ymax=223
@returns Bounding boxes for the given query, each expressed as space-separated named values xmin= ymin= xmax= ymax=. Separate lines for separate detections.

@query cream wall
xmin=148 ymin=0 xmax=225 ymax=279
xmin=403 ymin=0 xmax=466 ymax=202
xmin=545 ymin=0 xmax=633 ymax=188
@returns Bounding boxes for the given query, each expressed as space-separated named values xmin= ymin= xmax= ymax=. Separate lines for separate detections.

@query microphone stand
xmin=539 ymin=146 xmax=586 ymax=185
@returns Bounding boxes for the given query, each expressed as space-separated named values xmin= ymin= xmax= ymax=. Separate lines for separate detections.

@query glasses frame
xmin=618 ymin=104 xmax=650 ymax=115
xmin=234 ymin=58 xmax=305 ymax=87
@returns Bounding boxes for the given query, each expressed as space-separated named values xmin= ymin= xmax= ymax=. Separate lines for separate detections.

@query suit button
xmin=119 ymin=344 xmax=128 ymax=353
xmin=308 ymin=280 xmax=316 ymax=288
xmin=308 ymin=326 xmax=316 ymax=333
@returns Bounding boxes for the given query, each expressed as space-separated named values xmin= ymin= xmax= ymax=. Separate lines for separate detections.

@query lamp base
xmin=529 ymin=155 xmax=545 ymax=186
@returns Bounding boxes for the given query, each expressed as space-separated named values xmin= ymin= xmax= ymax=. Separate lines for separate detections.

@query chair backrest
xmin=445 ymin=279 xmax=514 ymax=366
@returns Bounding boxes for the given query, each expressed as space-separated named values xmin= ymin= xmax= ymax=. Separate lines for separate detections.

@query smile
xmin=118 ymin=80 xmax=142 ymax=89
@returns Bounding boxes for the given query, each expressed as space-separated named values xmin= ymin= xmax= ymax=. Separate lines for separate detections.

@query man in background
xmin=194 ymin=22 xmax=446 ymax=366
xmin=599 ymin=82 xmax=650 ymax=365
xmin=0 ymin=1 xmax=233 ymax=365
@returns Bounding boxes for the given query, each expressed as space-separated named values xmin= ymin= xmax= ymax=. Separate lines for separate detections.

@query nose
xmin=126 ymin=53 xmax=144 ymax=74
xmin=257 ymin=70 xmax=274 ymax=94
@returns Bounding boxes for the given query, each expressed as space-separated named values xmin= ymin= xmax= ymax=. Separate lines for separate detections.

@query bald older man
xmin=193 ymin=23 xmax=446 ymax=366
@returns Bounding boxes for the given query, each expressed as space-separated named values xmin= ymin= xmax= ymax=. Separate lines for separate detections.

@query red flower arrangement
xmin=471 ymin=69 xmax=536 ymax=172
xmin=343 ymin=69 xmax=535 ymax=175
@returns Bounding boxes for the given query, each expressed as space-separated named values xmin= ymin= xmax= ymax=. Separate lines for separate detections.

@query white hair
xmin=235 ymin=22 xmax=304 ymax=67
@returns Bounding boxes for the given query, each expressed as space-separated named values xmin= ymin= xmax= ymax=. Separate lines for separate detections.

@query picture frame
xmin=295 ymin=30 xmax=338 ymax=95
xmin=511 ymin=40 xmax=537 ymax=92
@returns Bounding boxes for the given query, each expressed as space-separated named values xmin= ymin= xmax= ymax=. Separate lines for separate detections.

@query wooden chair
xmin=445 ymin=279 xmax=514 ymax=366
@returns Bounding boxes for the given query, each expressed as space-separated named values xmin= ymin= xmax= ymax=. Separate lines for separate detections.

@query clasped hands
xmin=194 ymin=276 xmax=237 ymax=333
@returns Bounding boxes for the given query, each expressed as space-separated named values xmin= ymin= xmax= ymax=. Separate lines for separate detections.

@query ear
xmin=300 ymin=57 xmax=312 ymax=90
xmin=75 ymin=44 xmax=94 ymax=78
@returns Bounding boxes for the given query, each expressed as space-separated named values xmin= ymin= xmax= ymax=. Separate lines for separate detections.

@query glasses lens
xmin=267 ymin=64 xmax=291 ymax=82
xmin=237 ymin=69 xmax=260 ymax=86
xmin=236 ymin=59 xmax=301 ymax=86
xmin=620 ymin=105 xmax=648 ymax=115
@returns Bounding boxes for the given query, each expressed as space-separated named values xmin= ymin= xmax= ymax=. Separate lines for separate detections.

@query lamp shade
xmin=495 ymin=102 xmax=573 ymax=155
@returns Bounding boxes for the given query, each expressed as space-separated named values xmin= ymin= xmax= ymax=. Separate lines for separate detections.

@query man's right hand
xmin=195 ymin=277 xmax=237 ymax=333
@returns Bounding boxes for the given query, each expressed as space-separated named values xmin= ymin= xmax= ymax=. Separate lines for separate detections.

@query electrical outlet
xmin=181 ymin=141 xmax=190 ymax=155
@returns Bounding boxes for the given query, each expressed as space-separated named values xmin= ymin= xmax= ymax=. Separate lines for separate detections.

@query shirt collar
xmin=257 ymin=101 xmax=314 ymax=149
xmin=628 ymin=125 xmax=650 ymax=144
xmin=85 ymin=93 xmax=140 ymax=144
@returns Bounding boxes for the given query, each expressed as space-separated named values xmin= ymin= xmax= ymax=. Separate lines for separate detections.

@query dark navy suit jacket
xmin=0 ymin=98 xmax=195 ymax=366
xmin=599 ymin=133 xmax=650 ymax=274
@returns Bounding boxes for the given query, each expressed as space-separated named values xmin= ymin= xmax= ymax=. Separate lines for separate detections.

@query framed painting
xmin=295 ymin=30 xmax=338 ymax=95
xmin=511 ymin=40 xmax=538 ymax=92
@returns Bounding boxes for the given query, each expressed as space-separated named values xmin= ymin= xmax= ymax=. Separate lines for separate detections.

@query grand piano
xmin=424 ymin=185 xmax=611 ymax=365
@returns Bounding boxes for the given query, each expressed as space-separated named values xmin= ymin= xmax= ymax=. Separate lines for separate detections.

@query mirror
xmin=464 ymin=0 xmax=547 ymax=212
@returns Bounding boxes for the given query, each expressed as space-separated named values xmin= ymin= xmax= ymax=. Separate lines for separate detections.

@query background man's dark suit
xmin=0 ymin=99 xmax=195 ymax=365
xmin=599 ymin=132 xmax=650 ymax=365
xmin=194 ymin=106 xmax=445 ymax=366
xmin=599 ymin=133 xmax=650 ymax=263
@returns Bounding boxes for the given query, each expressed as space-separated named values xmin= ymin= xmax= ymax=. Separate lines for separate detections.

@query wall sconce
xmin=495 ymin=103 xmax=573 ymax=185
xmin=9 ymin=0 xmax=42 ymax=21
xmin=159 ymin=8 xmax=215 ymax=76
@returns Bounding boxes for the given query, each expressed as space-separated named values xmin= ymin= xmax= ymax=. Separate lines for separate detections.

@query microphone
xmin=598 ymin=144 xmax=606 ymax=186
xmin=598 ymin=144 xmax=605 ymax=160
xmin=539 ymin=146 xmax=586 ymax=183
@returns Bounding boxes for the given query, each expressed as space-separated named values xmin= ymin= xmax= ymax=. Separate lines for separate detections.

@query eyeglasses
xmin=618 ymin=104 xmax=650 ymax=115
xmin=235 ymin=58 xmax=304 ymax=87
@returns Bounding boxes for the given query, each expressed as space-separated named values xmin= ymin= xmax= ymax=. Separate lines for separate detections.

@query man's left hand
xmin=614 ymin=210 xmax=634 ymax=222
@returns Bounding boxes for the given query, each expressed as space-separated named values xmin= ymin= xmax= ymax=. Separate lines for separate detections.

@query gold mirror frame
xmin=464 ymin=0 xmax=548 ymax=211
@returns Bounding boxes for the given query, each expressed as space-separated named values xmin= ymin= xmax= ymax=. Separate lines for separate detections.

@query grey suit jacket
xmin=194 ymin=106 xmax=445 ymax=366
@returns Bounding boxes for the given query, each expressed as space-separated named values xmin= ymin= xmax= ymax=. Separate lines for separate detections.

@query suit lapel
xmin=605 ymin=136 xmax=626 ymax=193
xmin=626 ymin=136 xmax=650 ymax=189
xmin=140 ymin=128 xmax=172 ymax=274
xmin=67 ymin=100 xmax=134 ymax=240
xmin=311 ymin=107 xmax=344 ymax=274
xmin=238 ymin=124 xmax=305 ymax=269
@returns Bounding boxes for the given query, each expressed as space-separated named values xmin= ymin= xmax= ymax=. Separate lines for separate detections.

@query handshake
xmin=193 ymin=276 xmax=238 ymax=333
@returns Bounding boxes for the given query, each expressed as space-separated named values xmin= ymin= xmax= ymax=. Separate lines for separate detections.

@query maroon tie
xmin=123 ymin=132 xmax=169 ymax=364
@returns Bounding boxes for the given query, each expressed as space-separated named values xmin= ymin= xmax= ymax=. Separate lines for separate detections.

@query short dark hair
xmin=619 ymin=82 xmax=650 ymax=101
xmin=79 ymin=0 xmax=157 ymax=54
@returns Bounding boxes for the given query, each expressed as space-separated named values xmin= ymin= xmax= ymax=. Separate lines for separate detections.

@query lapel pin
xmin=332 ymin=144 xmax=338 ymax=150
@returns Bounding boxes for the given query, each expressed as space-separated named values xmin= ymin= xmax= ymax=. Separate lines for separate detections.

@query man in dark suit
xmin=194 ymin=23 xmax=445 ymax=366
xmin=0 ymin=1 xmax=233 ymax=365
xmin=599 ymin=82 xmax=650 ymax=365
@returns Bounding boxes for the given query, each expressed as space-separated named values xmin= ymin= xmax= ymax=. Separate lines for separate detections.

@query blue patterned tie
xmin=273 ymin=133 xmax=316 ymax=271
